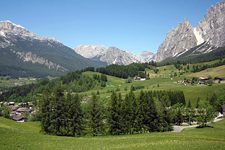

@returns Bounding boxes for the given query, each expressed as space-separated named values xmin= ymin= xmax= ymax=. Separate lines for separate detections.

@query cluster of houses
xmin=175 ymin=77 xmax=224 ymax=85
xmin=197 ymin=77 xmax=224 ymax=84
xmin=1 ymin=101 xmax=35 ymax=122
xmin=175 ymin=80 xmax=192 ymax=84
xmin=13 ymin=82 xmax=26 ymax=86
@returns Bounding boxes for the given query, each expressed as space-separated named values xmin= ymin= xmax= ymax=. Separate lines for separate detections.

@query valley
xmin=0 ymin=0 xmax=225 ymax=149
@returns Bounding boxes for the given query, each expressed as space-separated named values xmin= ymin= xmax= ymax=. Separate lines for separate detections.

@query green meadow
xmin=81 ymin=63 xmax=225 ymax=106
xmin=0 ymin=76 xmax=37 ymax=89
xmin=0 ymin=117 xmax=225 ymax=149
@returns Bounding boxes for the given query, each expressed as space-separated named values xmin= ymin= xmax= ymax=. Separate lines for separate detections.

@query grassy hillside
xmin=81 ymin=62 xmax=225 ymax=106
xmin=1 ymin=59 xmax=225 ymax=106
xmin=0 ymin=117 xmax=224 ymax=149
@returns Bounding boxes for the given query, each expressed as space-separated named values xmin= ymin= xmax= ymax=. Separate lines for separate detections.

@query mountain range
xmin=0 ymin=21 xmax=106 ymax=78
xmin=74 ymin=44 xmax=155 ymax=65
xmin=74 ymin=0 xmax=225 ymax=64
xmin=0 ymin=0 xmax=224 ymax=78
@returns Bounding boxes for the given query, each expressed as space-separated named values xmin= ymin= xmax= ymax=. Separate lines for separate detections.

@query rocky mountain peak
xmin=74 ymin=44 xmax=155 ymax=65
xmin=155 ymin=19 xmax=197 ymax=62
xmin=0 ymin=20 xmax=62 ymax=48
xmin=0 ymin=20 xmax=29 ymax=35
xmin=155 ymin=0 xmax=225 ymax=62
xmin=74 ymin=44 xmax=108 ymax=60
xmin=195 ymin=0 xmax=225 ymax=47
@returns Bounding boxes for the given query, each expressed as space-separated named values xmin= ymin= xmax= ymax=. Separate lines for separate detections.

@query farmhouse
xmin=12 ymin=106 xmax=20 ymax=111
xmin=16 ymin=107 xmax=32 ymax=114
xmin=12 ymin=115 xmax=24 ymax=122
xmin=197 ymin=77 xmax=209 ymax=84
xmin=8 ymin=102 xmax=15 ymax=106
xmin=214 ymin=77 xmax=224 ymax=81
xmin=134 ymin=77 xmax=146 ymax=81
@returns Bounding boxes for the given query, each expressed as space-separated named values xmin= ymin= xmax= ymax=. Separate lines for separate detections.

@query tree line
xmin=39 ymin=85 xmax=186 ymax=136
xmin=0 ymin=67 xmax=107 ymax=103
xmin=96 ymin=63 xmax=150 ymax=79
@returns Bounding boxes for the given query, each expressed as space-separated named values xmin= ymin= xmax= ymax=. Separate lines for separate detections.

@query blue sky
xmin=0 ymin=0 xmax=220 ymax=55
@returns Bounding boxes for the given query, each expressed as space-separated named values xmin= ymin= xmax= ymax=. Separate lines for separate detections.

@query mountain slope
xmin=0 ymin=21 xmax=106 ymax=78
xmin=155 ymin=0 xmax=225 ymax=62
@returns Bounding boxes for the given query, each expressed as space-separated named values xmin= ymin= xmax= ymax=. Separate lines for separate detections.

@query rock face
xmin=0 ymin=20 xmax=61 ymax=49
xmin=196 ymin=0 xmax=225 ymax=47
xmin=100 ymin=47 xmax=139 ymax=65
xmin=74 ymin=45 xmax=155 ymax=65
xmin=155 ymin=0 xmax=225 ymax=62
xmin=155 ymin=19 xmax=198 ymax=62
xmin=137 ymin=51 xmax=155 ymax=63
xmin=11 ymin=50 xmax=68 ymax=72
xmin=74 ymin=44 xmax=108 ymax=61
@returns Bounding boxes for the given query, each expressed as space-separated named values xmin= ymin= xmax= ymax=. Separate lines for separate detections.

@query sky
xmin=0 ymin=0 xmax=220 ymax=55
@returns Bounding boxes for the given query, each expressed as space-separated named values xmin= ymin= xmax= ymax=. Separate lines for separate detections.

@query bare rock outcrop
xmin=155 ymin=19 xmax=198 ymax=62
xmin=155 ymin=0 xmax=225 ymax=62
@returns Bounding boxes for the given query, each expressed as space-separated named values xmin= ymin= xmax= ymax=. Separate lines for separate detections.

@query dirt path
xmin=171 ymin=117 xmax=224 ymax=133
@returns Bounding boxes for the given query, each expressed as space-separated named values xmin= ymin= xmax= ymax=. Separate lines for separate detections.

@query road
xmin=171 ymin=116 xmax=224 ymax=132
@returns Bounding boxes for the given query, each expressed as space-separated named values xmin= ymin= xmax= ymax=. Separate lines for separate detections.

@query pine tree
xmin=87 ymin=93 xmax=105 ymax=136
xmin=196 ymin=97 xmax=200 ymax=108
xmin=176 ymin=108 xmax=183 ymax=125
xmin=135 ymin=90 xmax=146 ymax=133
xmin=50 ymin=84 xmax=65 ymax=135
xmin=108 ymin=90 xmax=121 ymax=135
xmin=40 ymin=86 xmax=51 ymax=133
xmin=122 ymin=93 xmax=133 ymax=134
xmin=209 ymin=93 xmax=217 ymax=108
xmin=68 ymin=93 xmax=84 ymax=136
xmin=187 ymin=99 xmax=192 ymax=108
xmin=129 ymin=90 xmax=137 ymax=133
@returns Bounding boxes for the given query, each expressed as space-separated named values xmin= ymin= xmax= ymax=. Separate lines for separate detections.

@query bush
xmin=206 ymin=79 xmax=214 ymax=86
xmin=116 ymin=87 xmax=120 ymax=91
xmin=135 ymin=86 xmax=145 ymax=90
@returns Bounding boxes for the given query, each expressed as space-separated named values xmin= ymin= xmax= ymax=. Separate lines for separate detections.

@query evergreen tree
xmin=128 ymin=90 xmax=136 ymax=134
xmin=101 ymin=81 xmax=106 ymax=87
xmin=40 ymin=86 xmax=51 ymax=133
xmin=134 ymin=90 xmax=145 ymax=133
xmin=187 ymin=99 xmax=192 ymax=108
xmin=108 ymin=90 xmax=122 ymax=135
xmin=87 ymin=93 xmax=105 ymax=136
xmin=145 ymin=92 xmax=157 ymax=132
xmin=176 ymin=108 xmax=183 ymax=125
xmin=100 ymin=74 xmax=107 ymax=82
xmin=68 ymin=93 xmax=84 ymax=136
xmin=97 ymin=90 xmax=100 ymax=95
xmin=122 ymin=93 xmax=133 ymax=134
xmin=196 ymin=97 xmax=200 ymax=108
xmin=49 ymin=84 xmax=65 ymax=135
xmin=209 ymin=93 xmax=217 ymax=108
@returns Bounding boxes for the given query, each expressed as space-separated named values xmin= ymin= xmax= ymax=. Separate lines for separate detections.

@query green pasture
xmin=82 ymin=67 xmax=225 ymax=106
xmin=0 ymin=117 xmax=224 ymax=149
xmin=0 ymin=76 xmax=37 ymax=89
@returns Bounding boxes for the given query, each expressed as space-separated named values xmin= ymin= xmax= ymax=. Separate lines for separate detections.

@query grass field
xmin=0 ymin=117 xmax=225 ymax=149
xmin=0 ymin=76 xmax=37 ymax=89
xmin=82 ymin=63 xmax=225 ymax=106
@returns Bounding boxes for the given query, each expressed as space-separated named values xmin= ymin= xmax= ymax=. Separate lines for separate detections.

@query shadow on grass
xmin=196 ymin=125 xmax=214 ymax=128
